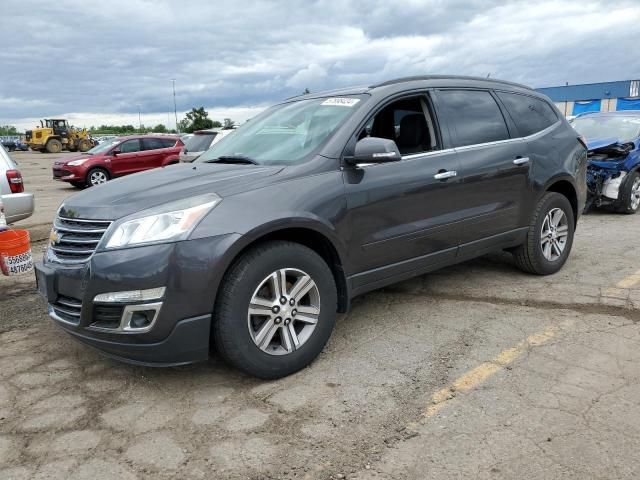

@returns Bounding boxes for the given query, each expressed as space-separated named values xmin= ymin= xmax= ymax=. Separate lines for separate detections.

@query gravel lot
xmin=2 ymin=150 xmax=640 ymax=479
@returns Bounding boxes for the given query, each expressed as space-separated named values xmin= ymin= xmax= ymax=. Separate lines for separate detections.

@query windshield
xmin=184 ymin=133 xmax=216 ymax=152
xmin=572 ymin=115 xmax=640 ymax=143
xmin=87 ymin=139 xmax=120 ymax=155
xmin=198 ymin=96 xmax=365 ymax=165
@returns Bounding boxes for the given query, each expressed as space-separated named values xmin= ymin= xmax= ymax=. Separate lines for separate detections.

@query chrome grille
xmin=50 ymin=216 xmax=112 ymax=263
xmin=50 ymin=295 xmax=82 ymax=325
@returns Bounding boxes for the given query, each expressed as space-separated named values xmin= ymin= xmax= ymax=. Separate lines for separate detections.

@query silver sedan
xmin=0 ymin=144 xmax=34 ymax=223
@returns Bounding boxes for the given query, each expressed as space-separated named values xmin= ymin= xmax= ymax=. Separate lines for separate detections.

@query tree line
xmin=1 ymin=107 xmax=237 ymax=137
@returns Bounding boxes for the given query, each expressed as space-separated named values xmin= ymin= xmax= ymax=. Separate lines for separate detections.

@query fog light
xmin=94 ymin=287 xmax=166 ymax=303
xmin=129 ymin=310 xmax=155 ymax=329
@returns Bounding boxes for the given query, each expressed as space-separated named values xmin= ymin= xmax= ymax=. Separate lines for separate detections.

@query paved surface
xmin=1 ymin=150 xmax=640 ymax=479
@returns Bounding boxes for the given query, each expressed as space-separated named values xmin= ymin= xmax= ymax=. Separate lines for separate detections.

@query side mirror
xmin=112 ymin=148 xmax=121 ymax=156
xmin=346 ymin=137 xmax=401 ymax=165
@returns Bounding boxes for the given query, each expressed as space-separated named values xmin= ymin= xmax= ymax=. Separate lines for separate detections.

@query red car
xmin=52 ymin=135 xmax=183 ymax=187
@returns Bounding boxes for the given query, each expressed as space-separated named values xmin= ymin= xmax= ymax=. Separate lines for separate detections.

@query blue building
xmin=536 ymin=79 xmax=640 ymax=116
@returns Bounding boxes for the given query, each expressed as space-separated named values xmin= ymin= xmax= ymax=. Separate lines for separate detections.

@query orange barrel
xmin=0 ymin=229 xmax=33 ymax=276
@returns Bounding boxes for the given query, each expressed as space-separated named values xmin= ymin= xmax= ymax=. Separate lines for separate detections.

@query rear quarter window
xmin=437 ymin=90 xmax=510 ymax=148
xmin=162 ymin=138 xmax=178 ymax=148
xmin=496 ymin=91 xmax=558 ymax=137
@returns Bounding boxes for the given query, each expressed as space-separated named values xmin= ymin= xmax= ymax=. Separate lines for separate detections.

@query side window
xmin=161 ymin=138 xmax=177 ymax=148
xmin=119 ymin=139 xmax=140 ymax=153
xmin=142 ymin=138 xmax=165 ymax=151
xmin=358 ymin=96 xmax=439 ymax=156
xmin=496 ymin=91 xmax=558 ymax=137
xmin=437 ymin=90 xmax=510 ymax=147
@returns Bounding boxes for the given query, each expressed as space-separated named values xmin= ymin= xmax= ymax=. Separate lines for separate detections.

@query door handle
xmin=513 ymin=157 xmax=530 ymax=165
xmin=434 ymin=170 xmax=457 ymax=180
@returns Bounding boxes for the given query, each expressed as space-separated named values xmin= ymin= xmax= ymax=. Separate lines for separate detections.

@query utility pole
xmin=172 ymin=79 xmax=179 ymax=133
xmin=137 ymin=104 xmax=142 ymax=133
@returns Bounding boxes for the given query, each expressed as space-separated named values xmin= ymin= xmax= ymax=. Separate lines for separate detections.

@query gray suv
xmin=35 ymin=76 xmax=587 ymax=378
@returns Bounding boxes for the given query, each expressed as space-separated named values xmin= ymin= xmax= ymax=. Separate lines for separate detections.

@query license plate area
xmin=35 ymin=263 xmax=57 ymax=302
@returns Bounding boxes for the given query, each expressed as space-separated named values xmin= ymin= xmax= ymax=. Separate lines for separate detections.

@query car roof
xmin=286 ymin=75 xmax=535 ymax=102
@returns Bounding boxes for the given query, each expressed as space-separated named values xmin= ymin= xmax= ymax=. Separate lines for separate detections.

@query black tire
xmin=213 ymin=240 xmax=338 ymax=379
xmin=615 ymin=170 xmax=640 ymax=214
xmin=78 ymin=139 xmax=91 ymax=152
xmin=85 ymin=168 xmax=110 ymax=187
xmin=513 ymin=192 xmax=575 ymax=275
xmin=45 ymin=139 xmax=62 ymax=154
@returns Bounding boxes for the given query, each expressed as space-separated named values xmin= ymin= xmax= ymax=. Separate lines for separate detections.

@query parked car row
xmin=35 ymin=75 xmax=588 ymax=379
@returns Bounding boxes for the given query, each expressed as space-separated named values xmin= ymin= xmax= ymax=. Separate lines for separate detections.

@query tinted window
xmin=119 ymin=139 xmax=140 ymax=153
xmin=497 ymin=92 xmax=558 ymax=137
xmin=142 ymin=138 xmax=165 ymax=151
xmin=438 ymin=90 xmax=509 ymax=147
xmin=184 ymin=134 xmax=216 ymax=152
xmin=161 ymin=138 xmax=177 ymax=148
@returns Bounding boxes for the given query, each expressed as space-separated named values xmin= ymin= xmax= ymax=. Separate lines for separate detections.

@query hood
xmin=586 ymin=137 xmax=621 ymax=151
xmin=56 ymin=153 xmax=94 ymax=165
xmin=60 ymin=163 xmax=284 ymax=220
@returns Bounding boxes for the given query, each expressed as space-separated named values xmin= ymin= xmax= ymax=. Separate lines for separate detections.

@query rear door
xmin=110 ymin=139 xmax=142 ymax=176
xmin=141 ymin=138 xmax=167 ymax=168
xmin=432 ymin=89 xmax=530 ymax=253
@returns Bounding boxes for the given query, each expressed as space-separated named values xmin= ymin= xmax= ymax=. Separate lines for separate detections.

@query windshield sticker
xmin=321 ymin=97 xmax=361 ymax=107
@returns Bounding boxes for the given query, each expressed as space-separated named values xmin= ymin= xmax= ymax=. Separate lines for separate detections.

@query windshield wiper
xmin=205 ymin=155 xmax=259 ymax=165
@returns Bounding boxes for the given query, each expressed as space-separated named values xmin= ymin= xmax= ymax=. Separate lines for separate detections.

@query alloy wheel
xmin=630 ymin=178 xmax=640 ymax=211
xmin=247 ymin=268 xmax=320 ymax=356
xmin=90 ymin=171 xmax=107 ymax=185
xmin=540 ymin=207 xmax=569 ymax=261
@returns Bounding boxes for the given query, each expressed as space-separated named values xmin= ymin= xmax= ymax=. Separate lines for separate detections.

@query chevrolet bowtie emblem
xmin=49 ymin=229 xmax=61 ymax=245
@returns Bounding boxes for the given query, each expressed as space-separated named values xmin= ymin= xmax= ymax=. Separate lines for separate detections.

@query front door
xmin=432 ymin=89 xmax=530 ymax=252
xmin=342 ymin=93 xmax=463 ymax=290
xmin=110 ymin=139 xmax=142 ymax=176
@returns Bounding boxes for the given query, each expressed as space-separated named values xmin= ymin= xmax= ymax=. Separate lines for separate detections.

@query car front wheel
xmin=616 ymin=171 xmax=640 ymax=214
xmin=513 ymin=192 xmax=575 ymax=275
xmin=86 ymin=168 xmax=109 ymax=187
xmin=213 ymin=240 xmax=337 ymax=379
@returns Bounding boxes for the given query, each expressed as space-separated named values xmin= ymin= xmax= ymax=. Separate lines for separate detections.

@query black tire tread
xmin=615 ymin=170 xmax=640 ymax=215
xmin=213 ymin=240 xmax=337 ymax=379
xmin=513 ymin=192 xmax=573 ymax=275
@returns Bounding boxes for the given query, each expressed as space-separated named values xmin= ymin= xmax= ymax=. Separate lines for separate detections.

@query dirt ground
xmin=1 ymin=150 xmax=640 ymax=479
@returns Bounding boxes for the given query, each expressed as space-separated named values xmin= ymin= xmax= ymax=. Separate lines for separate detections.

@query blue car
xmin=571 ymin=111 xmax=640 ymax=213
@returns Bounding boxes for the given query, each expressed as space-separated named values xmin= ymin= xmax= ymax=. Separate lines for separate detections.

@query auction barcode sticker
xmin=321 ymin=97 xmax=360 ymax=107
xmin=1 ymin=250 xmax=34 ymax=276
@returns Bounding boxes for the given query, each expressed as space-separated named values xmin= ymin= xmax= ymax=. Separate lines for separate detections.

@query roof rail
xmin=370 ymin=75 xmax=532 ymax=90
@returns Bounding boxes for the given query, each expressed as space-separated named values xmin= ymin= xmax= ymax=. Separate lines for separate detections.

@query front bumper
xmin=52 ymin=164 xmax=82 ymax=182
xmin=35 ymin=233 xmax=240 ymax=366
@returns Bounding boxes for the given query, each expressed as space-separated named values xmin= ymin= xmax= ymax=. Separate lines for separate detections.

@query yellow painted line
xmin=614 ymin=269 xmax=640 ymax=290
xmin=422 ymin=324 xmax=560 ymax=419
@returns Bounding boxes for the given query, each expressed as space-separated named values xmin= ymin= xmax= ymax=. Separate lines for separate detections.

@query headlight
xmin=104 ymin=194 xmax=221 ymax=249
xmin=67 ymin=158 xmax=88 ymax=166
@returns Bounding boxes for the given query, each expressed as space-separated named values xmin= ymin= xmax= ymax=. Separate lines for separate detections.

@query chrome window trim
xmin=353 ymin=119 xmax=561 ymax=168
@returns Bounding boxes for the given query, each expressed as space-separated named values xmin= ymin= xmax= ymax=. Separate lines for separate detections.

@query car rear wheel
xmin=213 ymin=240 xmax=337 ymax=379
xmin=45 ymin=139 xmax=62 ymax=154
xmin=513 ymin=192 xmax=575 ymax=275
xmin=86 ymin=168 xmax=109 ymax=187
xmin=615 ymin=171 xmax=640 ymax=214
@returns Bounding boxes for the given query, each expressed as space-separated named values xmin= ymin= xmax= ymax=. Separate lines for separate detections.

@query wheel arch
xmin=217 ymin=224 xmax=350 ymax=314
xmin=545 ymin=177 xmax=578 ymax=226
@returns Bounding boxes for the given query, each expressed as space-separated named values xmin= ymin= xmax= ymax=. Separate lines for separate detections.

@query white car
xmin=179 ymin=128 xmax=235 ymax=162
xmin=0 ymin=144 xmax=34 ymax=223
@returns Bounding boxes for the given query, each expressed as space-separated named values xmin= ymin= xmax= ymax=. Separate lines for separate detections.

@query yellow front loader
xmin=25 ymin=119 xmax=95 ymax=153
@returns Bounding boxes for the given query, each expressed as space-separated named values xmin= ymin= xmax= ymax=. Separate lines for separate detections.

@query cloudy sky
xmin=1 ymin=0 xmax=639 ymax=131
